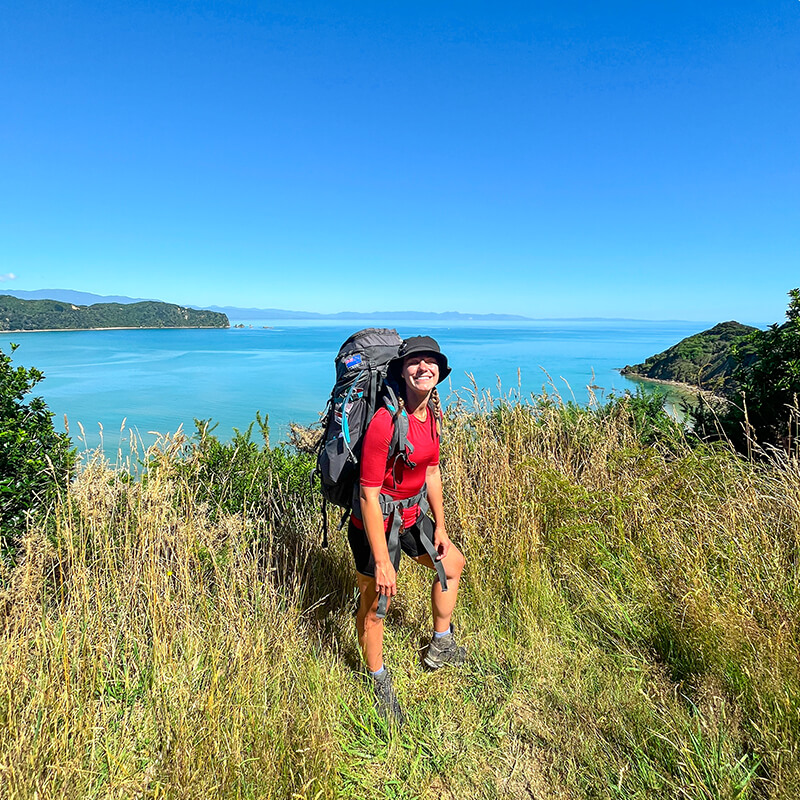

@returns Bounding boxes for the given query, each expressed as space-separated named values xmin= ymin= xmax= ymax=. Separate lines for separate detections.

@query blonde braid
xmin=394 ymin=395 xmax=405 ymax=420
xmin=430 ymin=387 xmax=442 ymax=437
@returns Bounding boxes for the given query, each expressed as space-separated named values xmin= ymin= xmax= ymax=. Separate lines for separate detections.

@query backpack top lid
xmin=338 ymin=327 xmax=401 ymax=350
xmin=333 ymin=328 xmax=403 ymax=385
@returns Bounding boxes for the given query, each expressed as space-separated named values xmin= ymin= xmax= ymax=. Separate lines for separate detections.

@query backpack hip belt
xmin=354 ymin=485 xmax=448 ymax=620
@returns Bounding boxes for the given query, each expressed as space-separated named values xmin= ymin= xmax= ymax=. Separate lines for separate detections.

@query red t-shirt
xmin=353 ymin=406 xmax=440 ymax=530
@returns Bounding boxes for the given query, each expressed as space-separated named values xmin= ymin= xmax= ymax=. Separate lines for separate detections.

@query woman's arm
xmin=360 ymin=484 xmax=397 ymax=600
xmin=425 ymin=464 xmax=450 ymax=561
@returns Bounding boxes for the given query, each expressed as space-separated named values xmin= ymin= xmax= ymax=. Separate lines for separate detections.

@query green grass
xmin=0 ymin=390 xmax=797 ymax=798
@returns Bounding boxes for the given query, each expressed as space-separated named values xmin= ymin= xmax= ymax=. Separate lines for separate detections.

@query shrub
xmin=599 ymin=385 xmax=686 ymax=448
xmin=0 ymin=344 xmax=75 ymax=555
xmin=170 ymin=413 xmax=314 ymax=520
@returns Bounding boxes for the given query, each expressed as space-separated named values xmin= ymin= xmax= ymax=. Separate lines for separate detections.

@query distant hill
xmin=3 ymin=291 xmax=532 ymax=320
xmin=3 ymin=289 xmax=154 ymax=305
xmin=0 ymin=296 xmax=228 ymax=331
xmin=621 ymin=321 xmax=758 ymax=395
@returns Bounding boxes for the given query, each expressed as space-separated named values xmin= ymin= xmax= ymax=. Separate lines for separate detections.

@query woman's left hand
xmin=433 ymin=526 xmax=451 ymax=561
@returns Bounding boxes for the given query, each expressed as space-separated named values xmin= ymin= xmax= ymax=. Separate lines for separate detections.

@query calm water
xmin=2 ymin=319 xmax=714 ymax=453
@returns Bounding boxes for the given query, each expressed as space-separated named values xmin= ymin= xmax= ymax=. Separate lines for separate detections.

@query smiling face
xmin=401 ymin=353 xmax=441 ymax=398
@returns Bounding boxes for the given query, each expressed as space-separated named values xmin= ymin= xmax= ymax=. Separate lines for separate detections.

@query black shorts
xmin=347 ymin=513 xmax=435 ymax=578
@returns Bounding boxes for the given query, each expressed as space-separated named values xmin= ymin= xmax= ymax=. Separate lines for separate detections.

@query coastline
xmin=621 ymin=371 xmax=727 ymax=404
xmin=2 ymin=325 xmax=230 ymax=333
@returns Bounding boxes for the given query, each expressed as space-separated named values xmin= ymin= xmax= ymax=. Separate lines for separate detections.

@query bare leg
xmin=355 ymin=572 xmax=390 ymax=672
xmin=413 ymin=544 xmax=465 ymax=632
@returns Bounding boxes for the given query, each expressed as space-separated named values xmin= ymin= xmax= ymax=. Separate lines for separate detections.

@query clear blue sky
xmin=2 ymin=1 xmax=798 ymax=322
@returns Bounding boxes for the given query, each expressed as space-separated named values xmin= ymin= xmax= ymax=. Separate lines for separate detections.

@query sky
xmin=1 ymin=1 xmax=798 ymax=322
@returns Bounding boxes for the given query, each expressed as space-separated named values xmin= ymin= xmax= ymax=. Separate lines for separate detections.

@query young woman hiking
xmin=347 ymin=335 xmax=466 ymax=724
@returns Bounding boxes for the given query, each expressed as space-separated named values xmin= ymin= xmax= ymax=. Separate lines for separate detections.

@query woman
xmin=348 ymin=335 xmax=466 ymax=724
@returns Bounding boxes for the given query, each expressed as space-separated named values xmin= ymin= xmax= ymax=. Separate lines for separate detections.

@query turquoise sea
xmin=2 ymin=319 xmax=716 ymax=454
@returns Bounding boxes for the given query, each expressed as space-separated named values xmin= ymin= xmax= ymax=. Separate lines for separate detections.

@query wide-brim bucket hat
xmin=390 ymin=335 xmax=451 ymax=383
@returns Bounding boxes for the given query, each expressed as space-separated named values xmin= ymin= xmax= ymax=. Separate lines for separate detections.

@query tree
xmin=0 ymin=345 xmax=75 ymax=553
xmin=693 ymin=289 xmax=800 ymax=454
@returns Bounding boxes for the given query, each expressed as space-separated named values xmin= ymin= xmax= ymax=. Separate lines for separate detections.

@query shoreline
xmin=1 ymin=325 xmax=230 ymax=333
xmin=621 ymin=371 xmax=728 ymax=404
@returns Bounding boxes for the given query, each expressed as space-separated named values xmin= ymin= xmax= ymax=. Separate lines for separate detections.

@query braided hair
xmin=430 ymin=387 xmax=443 ymax=437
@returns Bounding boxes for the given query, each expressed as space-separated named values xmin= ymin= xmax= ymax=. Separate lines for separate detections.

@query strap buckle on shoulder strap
xmin=385 ymin=388 xmax=416 ymax=469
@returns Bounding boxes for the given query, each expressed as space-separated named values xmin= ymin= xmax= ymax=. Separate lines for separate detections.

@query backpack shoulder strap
xmin=383 ymin=388 xmax=416 ymax=467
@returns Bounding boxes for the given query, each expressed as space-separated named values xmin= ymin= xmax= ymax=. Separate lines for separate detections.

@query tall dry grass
xmin=0 ymin=391 xmax=798 ymax=799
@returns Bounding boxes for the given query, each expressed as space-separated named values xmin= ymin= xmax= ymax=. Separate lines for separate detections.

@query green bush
xmin=600 ymin=385 xmax=686 ymax=448
xmin=0 ymin=345 xmax=75 ymax=554
xmin=170 ymin=413 xmax=315 ymax=520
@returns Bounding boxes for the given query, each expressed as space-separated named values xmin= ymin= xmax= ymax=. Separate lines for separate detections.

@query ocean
xmin=2 ymin=318 xmax=714 ymax=454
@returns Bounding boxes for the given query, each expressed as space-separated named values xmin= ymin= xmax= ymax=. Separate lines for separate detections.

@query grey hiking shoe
xmin=423 ymin=626 xmax=467 ymax=670
xmin=372 ymin=668 xmax=406 ymax=726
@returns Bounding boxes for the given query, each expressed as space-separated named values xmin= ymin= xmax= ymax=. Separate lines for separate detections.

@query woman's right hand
xmin=361 ymin=485 xmax=396 ymax=603
xmin=374 ymin=559 xmax=397 ymax=602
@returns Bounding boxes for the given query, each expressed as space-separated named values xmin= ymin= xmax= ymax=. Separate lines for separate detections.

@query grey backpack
xmin=314 ymin=328 xmax=414 ymax=538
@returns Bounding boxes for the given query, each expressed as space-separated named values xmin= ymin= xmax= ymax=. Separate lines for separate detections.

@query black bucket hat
xmin=391 ymin=335 xmax=451 ymax=383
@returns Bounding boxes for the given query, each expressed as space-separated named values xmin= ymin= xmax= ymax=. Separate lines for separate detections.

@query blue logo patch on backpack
xmin=345 ymin=353 xmax=363 ymax=369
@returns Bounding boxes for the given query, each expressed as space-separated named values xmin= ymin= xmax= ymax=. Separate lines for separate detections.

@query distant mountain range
xmin=4 ymin=289 xmax=156 ymax=305
xmin=206 ymin=305 xmax=533 ymax=321
xmin=1 ymin=290 xmax=530 ymax=321
xmin=0 ymin=289 xmax=674 ymax=322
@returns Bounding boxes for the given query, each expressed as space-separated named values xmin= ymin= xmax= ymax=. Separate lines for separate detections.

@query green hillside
xmin=0 ymin=295 xmax=229 ymax=330
xmin=621 ymin=320 xmax=757 ymax=395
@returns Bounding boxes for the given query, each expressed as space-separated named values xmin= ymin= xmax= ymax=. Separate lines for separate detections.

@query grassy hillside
xmin=0 ymin=392 xmax=797 ymax=798
xmin=0 ymin=295 xmax=228 ymax=330
xmin=621 ymin=321 xmax=757 ymax=395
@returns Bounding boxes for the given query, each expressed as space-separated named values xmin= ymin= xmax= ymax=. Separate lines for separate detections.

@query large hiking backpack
xmin=314 ymin=328 xmax=410 ymax=523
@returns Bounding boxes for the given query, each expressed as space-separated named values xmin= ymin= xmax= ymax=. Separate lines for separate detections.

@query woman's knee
xmin=362 ymin=601 xmax=388 ymax=631
xmin=444 ymin=546 xmax=465 ymax=580
xmin=358 ymin=585 xmax=389 ymax=623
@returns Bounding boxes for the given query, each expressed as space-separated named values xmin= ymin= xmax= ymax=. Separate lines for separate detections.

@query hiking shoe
xmin=372 ymin=668 xmax=406 ymax=726
xmin=423 ymin=626 xmax=467 ymax=670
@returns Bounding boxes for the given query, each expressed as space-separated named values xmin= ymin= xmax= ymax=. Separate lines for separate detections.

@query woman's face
xmin=401 ymin=353 xmax=440 ymax=396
